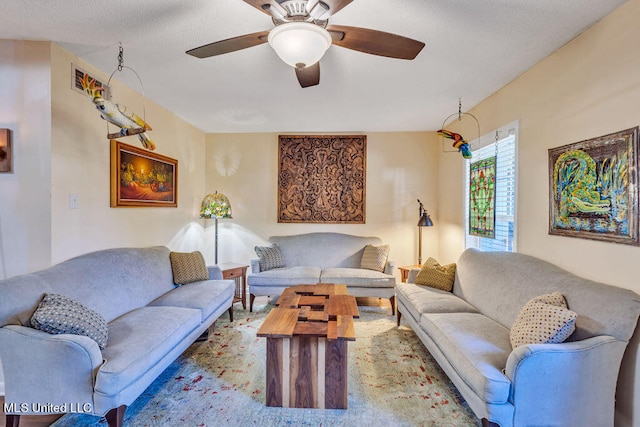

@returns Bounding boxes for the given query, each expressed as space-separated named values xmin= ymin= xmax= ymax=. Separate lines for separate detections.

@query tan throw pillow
xmin=510 ymin=292 xmax=577 ymax=349
xmin=414 ymin=258 xmax=456 ymax=291
xmin=169 ymin=251 xmax=209 ymax=285
xmin=360 ymin=244 xmax=390 ymax=272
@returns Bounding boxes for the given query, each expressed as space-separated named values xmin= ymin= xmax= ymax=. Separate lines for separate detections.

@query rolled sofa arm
xmin=250 ymin=258 xmax=261 ymax=274
xmin=0 ymin=325 xmax=103 ymax=415
xmin=407 ymin=268 xmax=421 ymax=284
xmin=385 ymin=260 xmax=396 ymax=276
xmin=207 ymin=265 xmax=223 ymax=280
xmin=504 ymin=335 xmax=626 ymax=426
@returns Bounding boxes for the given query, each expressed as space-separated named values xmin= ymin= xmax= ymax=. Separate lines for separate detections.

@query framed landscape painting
xmin=110 ymin=140 xmax=178 ymax=207
xmin=548 ymin=127 xmax=639 ymax=245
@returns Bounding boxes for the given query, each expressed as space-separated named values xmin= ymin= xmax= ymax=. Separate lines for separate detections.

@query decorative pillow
xmin=360 ymin=244 xmax=390 ymax=272
xmin=510 ymin=292 xmax=577 ymax=349
xmin=255 ymin=244 xmax=285 ymax=271
xmin=414 ymin=258 xmax=456 ymax=291
xmin=170 ymin=251 xmax=209 ymax=285
xmin=31 ymin=293 xmax=109 ymax=350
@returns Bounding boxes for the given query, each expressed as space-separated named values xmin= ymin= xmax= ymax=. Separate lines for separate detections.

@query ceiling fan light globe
xmin=268 ymin=22 xmax=332 ymax=69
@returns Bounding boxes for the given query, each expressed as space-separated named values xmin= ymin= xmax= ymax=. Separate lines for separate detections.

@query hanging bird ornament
xmin=438 ymin=129 xmax=472 ymax=159
xmin=80 ymin=73 xmax=155 ymax=151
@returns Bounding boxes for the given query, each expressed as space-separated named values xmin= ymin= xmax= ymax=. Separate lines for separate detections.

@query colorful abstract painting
xmin=549 ymin=127 xmax=639 ymax=245
xmin=469 ymin=156 xmax=496 ymax=238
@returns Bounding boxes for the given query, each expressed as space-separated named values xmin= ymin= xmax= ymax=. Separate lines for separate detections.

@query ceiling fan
xmin=186 ymin=0 xmax=425 ymax=88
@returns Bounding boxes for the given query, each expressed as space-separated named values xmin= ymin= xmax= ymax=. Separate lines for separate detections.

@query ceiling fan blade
xmin=295 ymin=62 xmax=320 ymax=88
xmin=186 ymin=31 xmax=270 ymax=58
xmin=241 ymin=0 xmax=276 ymax=16
xmin=322 ymin=0 xmax=353 ymax=16
xmin=327 ymin=25 xmax=424 ymax=60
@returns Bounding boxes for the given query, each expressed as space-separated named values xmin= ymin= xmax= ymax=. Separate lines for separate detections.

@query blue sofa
xmin=0 ymin=246 xmax=235 ymax=427
xmin=396 ymin=249 xmax=640 ymax=427
xmin=247 ymin=232 xmax=396 ymax=313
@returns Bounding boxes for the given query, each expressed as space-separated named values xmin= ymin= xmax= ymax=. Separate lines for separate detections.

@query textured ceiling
xmin=0 ymin=0 xmax=625 ymax=133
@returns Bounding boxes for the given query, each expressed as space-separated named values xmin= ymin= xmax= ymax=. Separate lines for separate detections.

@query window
xmin=464 ymin=120 xmax=518 ymax=252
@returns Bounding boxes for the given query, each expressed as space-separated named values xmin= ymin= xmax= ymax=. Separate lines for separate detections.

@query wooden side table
xmin=218 ymin=262 xmax=249 ymax=310
xmin=398 ymin=264 xmax=422 ymax=283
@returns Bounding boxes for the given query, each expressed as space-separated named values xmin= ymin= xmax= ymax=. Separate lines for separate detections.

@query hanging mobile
xmin=80 ymin=43 xmax=155 ymax=150
xmin=437 ymin=98 xmax=480 ymax=159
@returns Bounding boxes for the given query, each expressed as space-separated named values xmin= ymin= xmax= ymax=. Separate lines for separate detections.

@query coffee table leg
xmin=324 ymin=340 xmax=348 ymax=409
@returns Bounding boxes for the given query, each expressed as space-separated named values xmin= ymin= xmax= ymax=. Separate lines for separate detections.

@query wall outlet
xmin=69 ymin=193 xmax=79 ymax=209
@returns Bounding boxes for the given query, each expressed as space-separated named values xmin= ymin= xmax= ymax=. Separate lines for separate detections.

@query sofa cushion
xmin=169 ymin=251 xmax=209 ymax=285
xmin=248 ymin=266 xmax=321 ymax=287
xmin=95 ymin=306 xmax=200 ymax=396
xmin=149 ymin=280 xmax=234 ymax=322
xmin=320 ymin=267 xmax=395 ymax=288
xmin=30 ymin=293 xmax=109 ymax=350
xmin=360 ymin=244 xmax=390 ymax=272
xmin=396 ymin=283 xmax=478 ymax=321
xmin=510 ymin=292 xmax=577 ymax=349
xmin=255 ymin=244 xmax=285 ymax=271
xmin=420 ymin=312 xmax=512 ymax=404
xmin=414 ymin=258 xmax=456 ymax=291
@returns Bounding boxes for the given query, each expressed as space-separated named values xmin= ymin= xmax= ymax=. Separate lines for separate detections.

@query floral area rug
xmin=53 ymin=303 xmax=481 ymax=427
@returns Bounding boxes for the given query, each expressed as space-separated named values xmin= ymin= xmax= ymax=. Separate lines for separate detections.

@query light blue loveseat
xmin=248 ymin=232 xmax=396 ymax=313
xmin=0 ymin=246 xmax=235 ymax=427
xmin=396 ymin=248 xmax=640 ymax=427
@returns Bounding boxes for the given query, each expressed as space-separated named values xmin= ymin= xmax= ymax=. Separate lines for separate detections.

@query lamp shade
xmin=200 ymin=192 xmax=232 ymax=219
xmin=268 ymin=22 xmax=332 ymax=69
xmin=418 ymin=212 xmax=433 ymax=227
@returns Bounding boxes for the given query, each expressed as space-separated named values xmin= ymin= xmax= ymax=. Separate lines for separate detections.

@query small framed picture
xmin=0 ymin=129 xmax=12 ymax=173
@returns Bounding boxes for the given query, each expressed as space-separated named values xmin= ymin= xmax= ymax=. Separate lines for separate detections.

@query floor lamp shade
xmin=417 ymin=199 xmax=433 ymax=265
xmin=200 ymin=191 xmax=232 ymax=264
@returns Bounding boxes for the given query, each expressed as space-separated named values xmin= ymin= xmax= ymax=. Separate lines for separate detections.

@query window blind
xmin=464 ymin=121 xmax=518 ymax=252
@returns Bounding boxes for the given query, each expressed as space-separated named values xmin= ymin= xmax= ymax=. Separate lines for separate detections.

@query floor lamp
xmin=417 ymin=199 xmax=433 ymax=265
xmin=200 ymin=191 xmax=232 ymax=265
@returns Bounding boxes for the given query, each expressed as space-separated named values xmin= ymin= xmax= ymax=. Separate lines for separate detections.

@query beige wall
xmin=437 ymin=0 xmax=640 ymax=425
xmin=49 ymin=44 xmax=207 ymax=264
xmin=204 ymin=132 xmax=440 ymax=275
xmin=0 ymin=40 xmax=52 ymax=279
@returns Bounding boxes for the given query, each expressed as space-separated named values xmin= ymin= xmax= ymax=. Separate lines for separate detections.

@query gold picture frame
xmin=110 ymin=140 xmax=178 ymax=207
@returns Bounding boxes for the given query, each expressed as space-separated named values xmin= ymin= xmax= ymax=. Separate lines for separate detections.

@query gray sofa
xmin=0 ymin=246 xmax=235 ymax=427
xmin=396 ymin=248 xmax=640 ymax=427
xmin=247 ymin=232 xmax=396 ymax=313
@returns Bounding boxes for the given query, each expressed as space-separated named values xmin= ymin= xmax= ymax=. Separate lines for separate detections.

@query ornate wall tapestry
xmin=549 ymin=126 xmax=639 ymax=245
xmin=469 ymin=156 xmax=496 ymax=238
xmin=278 ymin=135 xmax=366 ymax=223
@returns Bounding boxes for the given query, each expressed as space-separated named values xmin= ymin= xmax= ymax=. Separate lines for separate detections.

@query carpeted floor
xmin=52 ymin=303 xmax=481 ymax=427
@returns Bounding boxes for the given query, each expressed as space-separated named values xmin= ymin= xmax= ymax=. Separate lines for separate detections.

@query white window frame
xmin=464 ymin=120 xmax=519 ymax=252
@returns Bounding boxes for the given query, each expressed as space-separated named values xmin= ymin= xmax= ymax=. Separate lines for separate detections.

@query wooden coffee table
xmin=256 ymin=284 xmax=359 ymax=409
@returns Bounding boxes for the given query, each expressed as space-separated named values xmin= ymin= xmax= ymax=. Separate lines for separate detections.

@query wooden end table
xmin=218 ymin=262 xmax=249 ymax=310
xmin=257 ymin=284 xmax=359 ymax=409
xmin=398 ymin=264 xmax=421 ymax=283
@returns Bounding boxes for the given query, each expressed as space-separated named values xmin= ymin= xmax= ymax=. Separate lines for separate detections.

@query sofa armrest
xmin=0 ymin=325 xmax=103 ymax=414
xmin=207 ymin=265 xmax=223 ymax=280
xmin=504 ymin=335 xmax=626 ymax=426
xmin=407 ymin=268 xmax=421 ymax=283
xmin=250 ymin=258 xmax=261 ymax=274
xmin=384 ymin=260 xmax=396 ymax=275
